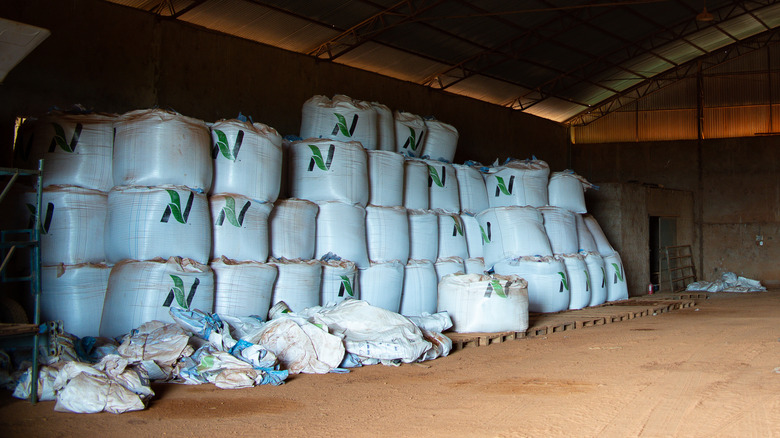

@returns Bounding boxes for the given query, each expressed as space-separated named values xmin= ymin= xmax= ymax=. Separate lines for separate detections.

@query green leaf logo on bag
xmin=451 ymin=216 xmax=464 ymax=236
xmin=211 ymin=129 xmax=244 ymax=161
xmin=584 ymin=269 xmax=591 ymax=292
xmin=49 ymin=122 xmax=82 ymax=153
xmin=160 ymin=189 xmax=194 ymax=224
xmin=215 ymin=196 xmax=251 ymax=227
xmin=332 ymin=113 xmax=359 ymax=137
xmin=428 ymin=165 xmax=446 ymax=188
xmin=558 ymin=272 xmax=569 ymax=292
xmin=338 ymin=275 xmax=354 ymax=298
xmin=196 ymin=354 xmax=215 ymax=372
xmin=26 ymin=202 xmax=54 ymax=234
xmin=480 ymin=222 xmax=491 ymax=244
xmin=484 ymin=279 xmax=510 ymax=298
xmin=494 ymin=175 xmax=514 ymax=196
xmin=308 ymin=144 xmax=336 ymax=171
xmin=402 ymin=127 xmax=424 ymax=151
xmin=163 ymin=275 xmax=200 ymax=310
xmin=612 ymin=263 xmax=624 ymax=283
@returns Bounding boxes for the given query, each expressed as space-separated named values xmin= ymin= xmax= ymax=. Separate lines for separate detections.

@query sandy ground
xmin=0 ymin=291 xmax=778 ymax=437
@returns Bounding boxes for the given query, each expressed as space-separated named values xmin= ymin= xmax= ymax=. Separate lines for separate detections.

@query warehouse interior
xmin=1 ymin=0 xmax=779 ymax=435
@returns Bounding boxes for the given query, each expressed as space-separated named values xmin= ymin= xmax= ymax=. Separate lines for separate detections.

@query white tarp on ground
xmin=686 ymin=272 xmax=766 ymax=292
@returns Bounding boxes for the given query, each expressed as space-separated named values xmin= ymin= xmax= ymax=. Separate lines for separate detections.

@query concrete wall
xmin=0 ymin=0 xmax=568 ymax=168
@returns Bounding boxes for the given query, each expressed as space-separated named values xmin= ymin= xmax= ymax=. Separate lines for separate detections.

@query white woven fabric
xmin=300 ymin=94 xmax=379 ymax=150
xmin=210 ymin=194 xmax=272 ymax=262
xmin=211 ymin=257 xmax=276 ymax=318
xmin=477 ymin=206 xmax=552 ymax=269
xmin=493 ymin=256 xmax=569 ymax=313
xmin=484 ymin=159 xmax=549 ymax=208
xmin=288 ymin=139 xmax=369 ymax=206
xmin=367 ymin=150 xmax=404 ymax=207
xmin=437 ymin=274 xmax=528 ymax=333
xmin=268 ymin=198 xmax=318 ymax=260
xmin=394 ymin=111 xmax=426 ymax=157
xmin=41 ymin=263 xmax=110 ymax=338
xmin=421 ymin=119 xmax=458 ymax=162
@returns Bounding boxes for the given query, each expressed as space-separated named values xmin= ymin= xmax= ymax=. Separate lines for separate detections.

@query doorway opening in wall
xmin=649 ymin=216 xmax=677 ymax=292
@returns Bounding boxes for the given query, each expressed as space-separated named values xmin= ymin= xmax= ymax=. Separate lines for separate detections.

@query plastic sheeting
xmin=548 ymin=172 xmax=593 ymax=214
xmin=100 ymin=257 xmax=215 ymax=339
xmin=370 ymin=102 xmax=396 ymax=152
xmin=321 ymin=259 xmax=358 ymax=305
xmin=460 ymin=213 xmax=484 ymax=259
xmin=400 ymin=260 xmax=438 ymax=316
xmin=14 ymin=112 xmax=115 ymax=191
xmin=584 ymin=253 xmax=607 ymax=306
xmin=437 ymin=212 xmax=469 ymax=261
xmin=434 ymin=256 xmax=465 ymax=282
xmin=300 ymin=95 xmax=378 ymax=150
xmin=209 ymin=119 xmax=283 ymax=203
xmin=367 ymin=150 xmax=404 ymax=207
xmin=686 ymin=272 xmax=767 ymax=292
xmin=210 ymin=194 xmax=272 ymax=262
xmin=105 ymin=185 xmax=211 ymax=264
xmin=438 ymin=274 xmax=529 ymax=333
xmin=394 ymin=111 xmax=426 ymax=158
xmin=268 ymin=198 xmax=318 ymax=260
xmin=464 ymin=257 xmax=485 ymax=274
xmin=561 ymin=254 xmax=590 ymax=310
xmin=268 ymin=258 xmax=322 ymax=313
xmin=421 ymin=119 xmax=458 ymax=162
xmin=477 ymin=206 xmax=552 ymax=269
xmin=365 ymin=205 xmax=409 ymax=264
xmin=603 ymin=252 xmax=629 ymax=302
xmin=427 ymin=160 xmax=460 ymax=213
xmin=23 ymin=186 xmax=107 ymax=265
xmin=113 ymin=109 xmax=213 ymax=191
xmin=254 ymin=316 xmax=345 ymax=374
xmin=358 ymin=261 xmax=404 ymax=313
xmin=494 ymin=256 xmax=570 ymax=313
xmin=403 ymin=158 xmax=429 ymax=210
xmin=453 ymin=164 xmax=488 ymax=215
xmin=288 ymin=139 xmax=369 ymax=206
xmin=539 ymin=206 xmax=579 ymax=255
xmin=211 ymin=257 xmax=277 ymax=318
xmin=41 ymin=263 xmax=110 ymax=338
xmin=315 ymin=201 xmax=369 ymax=268
xmin=576 ymin=214 xmax=598 ymax=253
xmin=408 ymin=209 xmax=438 ymax=261
xmin=484 ymin=159 xmax=549 ymax=208
xmin=584 ymin=214 xmax=616 ymax=256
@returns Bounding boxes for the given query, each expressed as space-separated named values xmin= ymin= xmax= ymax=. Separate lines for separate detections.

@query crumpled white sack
xmin=686 ymin=271 xmax=766 ymax=293
xmin=253 ymin=317 xmax=345 ymax=374
xmin=117 ymin=321 xmax=193 ymax=379
xmin=12 ymin=364 xmax=64 ymax=401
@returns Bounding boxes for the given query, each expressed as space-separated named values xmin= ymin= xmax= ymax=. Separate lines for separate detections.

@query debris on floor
xmin=686 ymin=272 xmax=766 ymax=293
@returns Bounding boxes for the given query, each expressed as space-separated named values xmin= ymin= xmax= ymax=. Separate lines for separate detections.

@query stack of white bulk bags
xmin=100 ymin=257 xmax=215 ymax=339
xmin=548 ymin=172 xmax=593 ymax=214
xmin=209 ymin=194 xmax=272 ymax=262
xmin=538 ymin=206 xmax=579 ymax=255
xmin=407 ymin=209 xmax=439 ymax=261
xmin=584 ymin=253 xmax=607 ymax=306
xmin=560 ymin=254 xmax=590 ymax=310
xmin=403 ymin=158 xmax=429 ymax=210
xmin=394 ymin=111 xmax=426 ymax=157
xmin=321 ymin=259 xmax=358 ymax=305
xmin=494 ymin=256 xmax=570 ymax=313
xmin=371 ymin=102 xmax=396 ymax=152
xmin=576 ymin=214 xmax=598 ymax=253
xmin=485 ymin=159 xmax=549 ymax=208
xmin=584 ymin=214 xmax=616 ymax=256
xmin=477 ymin=206 xmax=552 ymax=269
xmin=603 ymin=252 xmax=629 ymax=302
xmin=421 ymin=119 xmax=458 ymax=163
xmin=453 ymin=164 xmax=488 ymax=215
xmin=358 ymin=260 xmax=404 ymax=312
xmin=367 ymin=150 xmax=404 ymax=206
xmin=365 ymin=205 xmax=409 ymax=264
xmin=400 ymin=259 xmax=438 ymax=316
xmin=300 ymin=94 xmax=378 ymax=150
xmin=438 ymin=274 xmax=529 ymax=333
xmin=434 ymin=256 xmax=465 ymax=282
xmin=437 ymin=212 xmax=469 ymax=261
xmin=315 ymin=201 xmax=369 ymax=268
xmin=460 ymin=213 xmax=484 ymax=259
xmin=287 ymin=139 xmax=369 ymax=206
xmin=41 ymin=263 xmax=110 ymax=338
xmin=268 ymin=198 xmax=318 ymax=260
xmin=427 ymin=160 xmax=459 ymax=213
xmin=268 ymin=258 xmax=322 ymax=313
xmin=210 ymin=257 xmax=277 ymax=318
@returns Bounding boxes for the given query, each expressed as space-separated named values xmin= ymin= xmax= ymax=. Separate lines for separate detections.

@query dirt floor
xmin=0 ymin=291 xmax=778 ymax=437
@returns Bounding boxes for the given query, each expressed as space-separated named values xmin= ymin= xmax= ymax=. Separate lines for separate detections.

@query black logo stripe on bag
xmin=211 ymin=130 xmax=245 ymax=159
xmin=215 ymin=200 xmax=252 ymax=226
xmin=48 ymin=123 xmax=83 ymax=153
xmin=338 ymin=282 xmax=346 ymax=297
xmin=332 ymin=114 xmax=359 ymax=136
xmin=163 ymin=278 xmax=200 ymax=307
xmin=27 ymin=202 xmax=54 ymax=234
xmin=428 ymin=165 xmax=447 ymax=188
xmin=402 ymin=129 xmax=424 ymax=150
xmin=486 ymin=222 xmax=492 ymax=241
xmin=160 ymin=191 xmax=195 ymax=223
xmin=494 ymin=175 xmax=515 ymax=197
xmin=484 ymin=281 xmax=493 ymax=298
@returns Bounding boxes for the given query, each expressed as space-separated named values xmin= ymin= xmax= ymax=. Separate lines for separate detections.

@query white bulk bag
xmin=394 ymin=111 xmax=426 ymax=157
xmin=477 ymin=206 xmax=552 ymax=269
xmin=539 ymin=206 xmax=579 ymax=255
xmin=576 ymin=214 xmax=598 ymax=253
xmin=288 ymin=139 xmax=369 ymax=206
xmin=548 ymin=172 xmax=592 ymax=214
xmin=209 ymin=119 xmax=283 ymax=203
xmin=464 ymin=257 xmax=485 ymax=275
xmin=365 ymin=205 xmax=409 ymax=264
xmin=210 ymin=194 xmax=272 ymax=262
xmin=485 ymin=159 xmax=549 ymax=208
xmin=268 ymin=198 xmax=318 ymax=260
xmin=584 ymin=214 xmax=616 ymax=256
xmin=403 ymin=158 xmax=429 ymax=210
xmin=454 ymin=164 xmax=488 ymax=214
xmin=113 ymin=109 xmax=212 ymax=191
xmin=105 ymin=185 xmax=211 ymax=264
xmin=561 ymin=254 xmax=591 ymax=310
xmin=427 ymin=160 xmax=460 ymax=213
xmin=300 ymin=95 xmax=378 ymax=150
xmin=437 ymin=212 xmax=469 ymax=261
xmin=23 ymin=186 xmax=107 ymax=265
xmin=315 ymin=201 xmax=369 ymax=268
xmin=321 ymin=260 xmax=358 ymax=305
xmin=399 ymin=260 xmax=438 ymax=317
xmin=603 ymin=252 xmax=629 ymax=302
xmin=41 ymin=263 xmax=110 ymax=338
xmin=269 ymin=258 xmax=322 ymax=313
xmin=211 ymin=257 xmax=276 ymax=318
xmin=100 ymin=257 xmax=215 ymax=339
xmin=584 ymin=253 xmax=607 ymax=306
xmin=434 ymin=256 xmax=464 ymax=282
xmin=371 ymin=102 xmax=396 ymax=152
xmin=493 ymin=256 xmax=569 ymax=313
xmin=421 ymin=119 xmax=458 ymax=162
xmin=367 ymin=150 xmax=404 ymax=207
xmin=358 ymin=261 xmax=404 ymax=312
xmin=460 ymin=213 xmax=484 ymax=259
xmin=15 ymin=113 xmax=115 ymax=191
xmin=437 ymin=274 xmax=529 ymax=333
xmin=407 ymin=209 xmax=438 ymax=262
